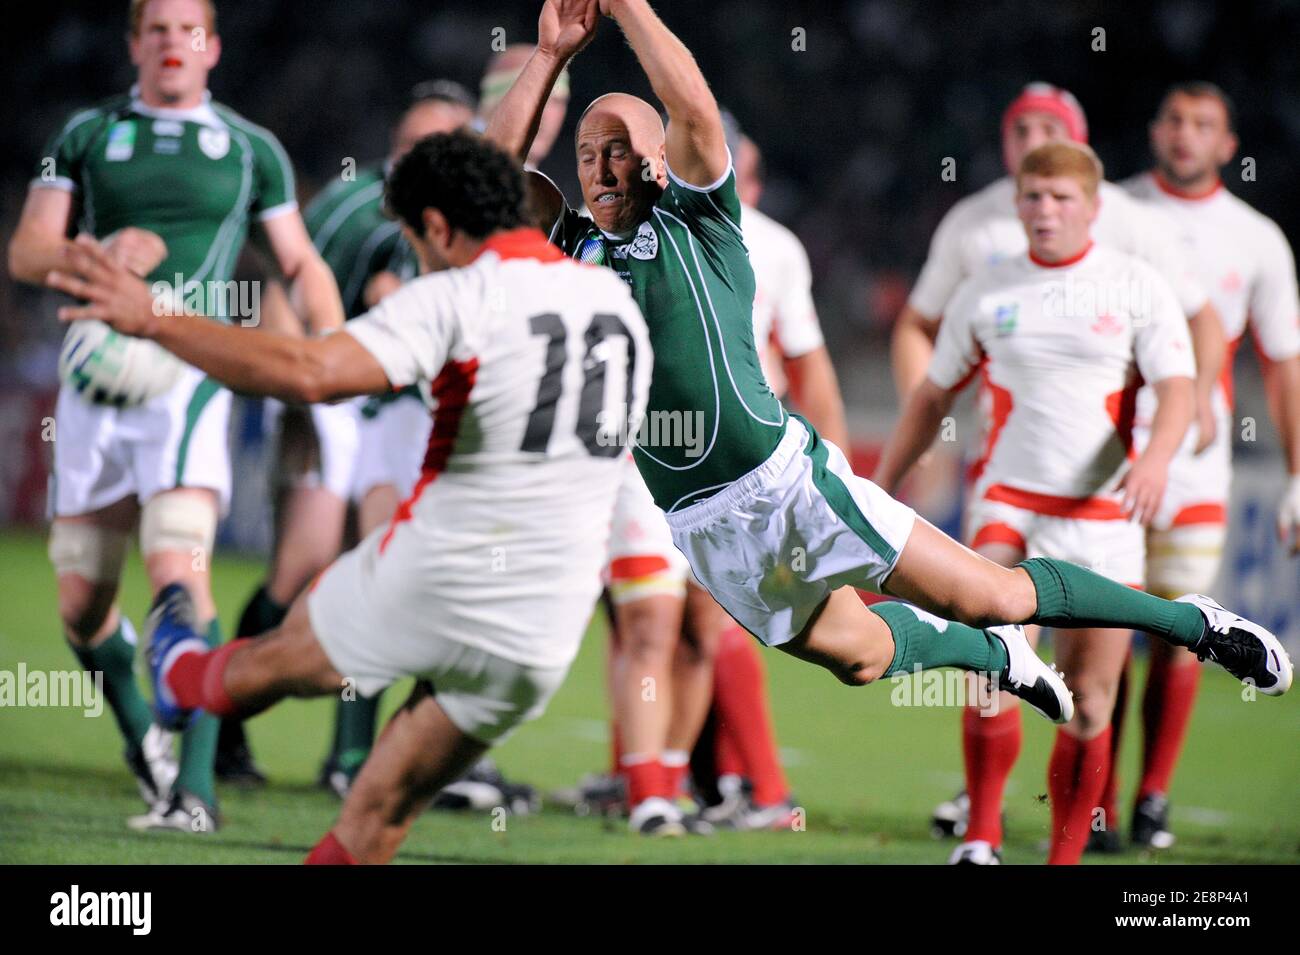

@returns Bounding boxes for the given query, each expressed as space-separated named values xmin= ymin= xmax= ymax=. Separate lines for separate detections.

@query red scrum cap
xmin=1002 ymin=82 xmax=1089 ymax=143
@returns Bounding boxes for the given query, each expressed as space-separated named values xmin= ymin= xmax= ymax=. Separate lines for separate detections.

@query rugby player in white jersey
xmin=482 ymin=44 xmax=711 ymax=836
xmin=889 ymin=82 xmax=1228 ymax=849
xmin=878 ymin=141 xmax=1198 ymax=864
xmin=484 ymin=3 xmax=1289 ymax=859
xmin=1097 ymin=82 xmax=1300 ymax=850
xmin=8 ymin=0 xmax=343 ymax=830
xmin=48 ymin=130 xmax=651 ymax=864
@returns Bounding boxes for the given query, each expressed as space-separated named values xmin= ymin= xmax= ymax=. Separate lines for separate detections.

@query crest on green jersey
xmin=105 ymin=122 xmax=135 ymax=162
xmin=198 ymin=127 xmax=230 ymax=160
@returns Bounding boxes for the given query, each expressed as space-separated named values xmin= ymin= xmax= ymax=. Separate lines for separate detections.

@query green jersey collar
xmin=127 ymin=85 xmax=225 ymax=130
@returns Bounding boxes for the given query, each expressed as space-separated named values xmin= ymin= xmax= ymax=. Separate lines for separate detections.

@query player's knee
xmin=49 ymin=523 xmax=128 ymax=640
xmin=140 ymin=491 xmax=217 ymax=568
xmin=1070 ymin=684 xmax=1118 ymax=737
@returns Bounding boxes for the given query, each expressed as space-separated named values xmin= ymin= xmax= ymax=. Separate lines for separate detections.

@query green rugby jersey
xmin=305 ymin=162 xmax=420 ymax=416
xmin=34 ymin=88 xmax=297 ymax=320
xmin=303 ymin=162 xmax=409 ymax=318
xmin=550 ymin=166 xmax=787 ymax=511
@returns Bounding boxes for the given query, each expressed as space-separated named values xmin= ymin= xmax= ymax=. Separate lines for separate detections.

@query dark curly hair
xmin=384 ymin=129 xmax=525 ymax=240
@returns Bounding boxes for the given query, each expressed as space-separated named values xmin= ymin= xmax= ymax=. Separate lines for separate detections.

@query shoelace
xmin=1195 ymin=626 xmax=1261 ymax=673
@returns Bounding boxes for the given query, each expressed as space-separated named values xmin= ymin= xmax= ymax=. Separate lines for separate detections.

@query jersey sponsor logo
xmin=198 ymin=126 xmax=230 ymax=160
xmin=153 ymin=138 xmax=181 ymax=156
xmin=994 ymin=302 xmax=1018 ymax=336
xmin=152 ymin=119 xmax=184 ymax=138
xmin=105 ymin=121 xmax=135 ymax=162
xmin=628 ymin=221 xmax=658 ymax=261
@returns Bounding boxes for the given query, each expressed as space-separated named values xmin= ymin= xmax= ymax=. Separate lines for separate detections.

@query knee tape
xmin=47 ymin=522 xmax=129 ymax=583
xmin=140 ymin=493 xmax=217 ymax=559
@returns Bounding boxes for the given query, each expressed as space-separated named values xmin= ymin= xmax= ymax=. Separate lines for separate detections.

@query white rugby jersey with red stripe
xmin=744 ymin=203 xmax=825 ymax=397
xmin=909 ymin=177 xmax=1208 ymax=321
xmin=341 ymin=228 xmax=651 ymax=667
xmin=928 ymin=242 xmax=1196 ymax=512
xmin=1124 ymin=172 xmax=1300 ymax=522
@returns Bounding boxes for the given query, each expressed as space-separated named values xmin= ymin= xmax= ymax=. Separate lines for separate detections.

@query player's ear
xmin=1217 ymin=131 xmax=1238 ymax=167
xmin=127 ymin=31 xmax=143 ymax=67
xmin=422 ymin=207 xmax=451 ymax=247
xmin=203 ymin=32 xmax=222 ymax=70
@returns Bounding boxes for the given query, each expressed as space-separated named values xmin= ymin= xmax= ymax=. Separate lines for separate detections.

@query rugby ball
xmin=58 ymin=320 xmax=186 ymax=406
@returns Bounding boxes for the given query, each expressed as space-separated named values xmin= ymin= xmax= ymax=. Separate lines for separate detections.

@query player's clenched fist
xmin=102 ymin=226 xmax=169 ymax=278
xmin=46 ymin=234 xmax=159 ymax=338
xmin=538 ymin=0 xmax=600 ymax=60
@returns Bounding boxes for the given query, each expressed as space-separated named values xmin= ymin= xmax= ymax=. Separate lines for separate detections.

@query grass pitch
xmin=1 ymin=529 xmax=1295 ymax=864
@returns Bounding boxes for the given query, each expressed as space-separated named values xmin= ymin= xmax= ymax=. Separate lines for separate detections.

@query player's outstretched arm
xmin=873 ymin=378 xmax=956 ymax=494
xmin=485 ymin=0 xmax=598 ymax=227
xmin=602 ymin=0 xmax=729 ymax=187
xmin=46 ymin=235 xmax=388 ymax=404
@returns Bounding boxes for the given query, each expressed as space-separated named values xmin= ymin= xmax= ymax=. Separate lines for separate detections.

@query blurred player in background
xmin=890 ymin=82 xmax=1227 ymax=853
xmin=1095 ymin=82 xmax=1300 ymax=850
xmin=7 ymin=0 xmax=343 ymax=830
xmin=877 ymin=142 xmax=1197 ymax=864
xmin=50 ymin=130 xmax=651 ymax=864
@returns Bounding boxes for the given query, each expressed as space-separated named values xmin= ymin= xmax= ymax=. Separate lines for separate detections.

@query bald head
xmin=577 ymin=93 xmax=665 ymax=147
xmin=574 ymin=93 xmax=668 ymax=236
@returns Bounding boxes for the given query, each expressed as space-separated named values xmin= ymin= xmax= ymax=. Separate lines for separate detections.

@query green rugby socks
xmin=69 ymin=617 xmax=153 ymax=750
xmin=874 ymin=601 xmax=1009 ymax=677
xmin=1019 ymin=558 xmax=1205 ymax=648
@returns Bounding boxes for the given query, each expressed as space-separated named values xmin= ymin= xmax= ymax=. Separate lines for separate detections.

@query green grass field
xmin=1 ymin=528 xmax=1296 ymax=864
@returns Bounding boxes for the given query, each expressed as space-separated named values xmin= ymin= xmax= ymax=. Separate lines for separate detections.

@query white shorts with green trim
xmin=51 ymin=364 xmax=231 ymax=517
xmin=664 ymin=417 xmax=916 ymax=647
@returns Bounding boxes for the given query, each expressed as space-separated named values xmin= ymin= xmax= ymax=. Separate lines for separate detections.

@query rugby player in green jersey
xmin=485 ymin=0 xmax=1291 ymax=721
xmin=8 ymin=0 xmax=344 ymax=832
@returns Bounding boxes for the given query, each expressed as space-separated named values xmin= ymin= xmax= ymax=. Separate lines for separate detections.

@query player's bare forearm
xmin=485 ymin=47 xmax=569 ymax=162
xmin=786 ymin=349 xmax=850 ymax=449
xmin=288 ymin=252 xmax=345 ymax=334
xmin=605 ymin=0 xmax=728 ymax=184
xmin=1263 ymin=354 xmax=1300 ymax=476
xmin=874 ymin=379 xmax=954 ymax=493
xmin=46 ymin=233 xmax=384 ymax=403
xmin=890 ymin=305 xmax=940 ymax=404
xmin=1142 ymin=375 xmax=1195 ymax=467
xmin=487 ymin=0 xmax=598 ymax=160
xmin=1188 ymin=302 xmax=1226 ymax=400
xmin=8 ymin=188 xmax=77 ymax=285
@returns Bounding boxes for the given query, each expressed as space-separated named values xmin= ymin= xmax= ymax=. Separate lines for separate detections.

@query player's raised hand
xmin=1118 ymin=455 xmax=1169 ymax=526
xmin=538 ymin=0 xmax=600 ymax=60
xmin=47 ymin=234 xmax=159 ymax=338
xmin=101 ymin=226 xmax=169 ymax=278
xmin=1278 ymin=476 xmax=1300 ymax=556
